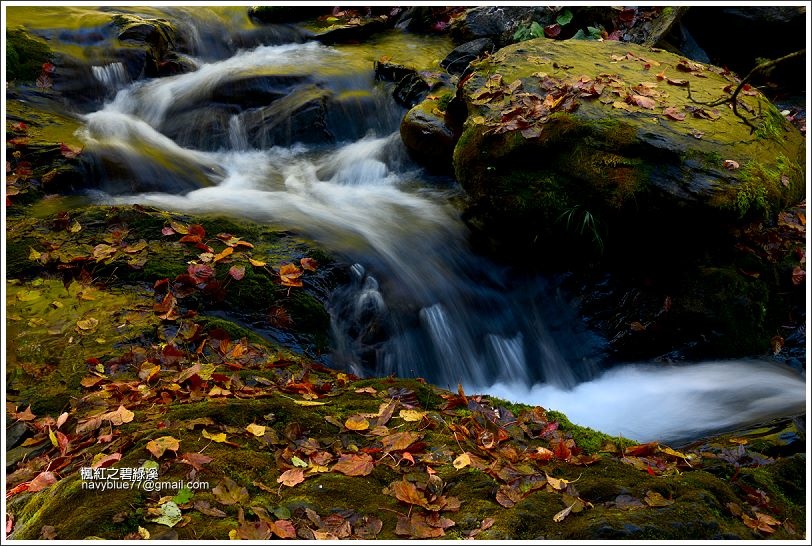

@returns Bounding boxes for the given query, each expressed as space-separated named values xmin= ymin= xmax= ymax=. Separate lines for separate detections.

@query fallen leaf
xmin=791 ymin=266 xmax=805 ymax=286
xmin=344 ymin=415 xmax=370 ymax=431
xmin=212 ymin=477 xmax=249 ymax=505
xmin=723 ymin=159 xmax=740 ymax=170
xmin=202 ymin=429 xmax=228 ymax=443
xmin=228 ymin=265 xmax=245 ymax=281
xmin=146 ymin=436 xmax=180 ymax=459
xmin=381 ymin=431 xmax=421 ymax=452
xmin=279 ymin=263 xmax=303 ymax=287
xmin=213 ymin=246 xmax=234 ymax=263
xmin=269 ymin=519 xmax=296 ymax=539
xmin=644 ymin=490 xmax=675 ymax=507
xmin=770 ymin=335 xmax=784 ymax=355
xmin=277 ymin=468 xmax=305 ymax=487
xmin=663 ymin=107 xmax=686 ymax=121
xmin=395 ymin=514 xmax=445 ymax=538
xmin=76 ymin=318 xmax=99 ymax=331
xmin=294 ymin=399 xmax=326 ymax=406
xmin=300 ymin=257 xmax=318 ymax=271
xmin=399 ymin=409 xmax=426 ymax=422
xmin=245 ymin=424 xmax=266 ymax=437
xmin=391 ymin=480 xmax=429 ymax=508
xmin=28 ymin=471 xmax=57 ymax=493
xmin=103 ymin=405 xmax=134 ymax=426
xmin=194 ymin=501 xmax=227 ymax=518
xmin=181 ymin=452 xmax=213 ymax=471
xmin=553 ymin=503 xmax=575 ymax=522
xmin=332 ymin=453 xmax=374 ymax=476
xmin=453 ymin=452 xmax=472 ymax=469
xmin=92 ymin=453 xmax=122 ymax=469
xmin=150 ymin=501 xmax=183 ymax=527
xmin=628 ymin=94 xmax=657 ymax=109
xmin=248 ymin=258 xmax=267 ymax=267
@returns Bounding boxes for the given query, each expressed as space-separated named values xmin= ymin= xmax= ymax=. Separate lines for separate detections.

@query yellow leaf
xmin=202 ymin=430 xmax=228 ymax=443
xmin=545 ymin=472 xmax=569 ymax=490
xmin=245 ymin=424 xmax=266 ymax=437
xmin=76 ymin=318 xmax=99 ymax=330
xmin=453 ymin=452 xmax=472 ymax=470
xmin=659 ymin=446 xmax=689 ymax=459
xmin=279 ymin=263 xmax=303 ymax=288
xmin=49 ymin=427 xmax=58 ymax=448
xmin=399 ymin=410 xmax=427 ymax=422
xmin=345 ymin=415 xmax=370 ymax=431
xmin=249 ymin=258 xmax=267 ymax=267
xmin=213 ymin=246 xmax=234 ymax=263
xmin=28 ymin=247 xmax=42 ymax=261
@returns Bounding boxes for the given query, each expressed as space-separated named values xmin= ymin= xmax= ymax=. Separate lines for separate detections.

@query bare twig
xmin=686 ymin=49 xmax=805 ymax=134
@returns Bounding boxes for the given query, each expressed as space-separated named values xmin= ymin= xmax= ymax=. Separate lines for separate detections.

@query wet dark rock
xmin=312 ymin=17 xmax=392 ymax=46
xmin=210 ymin=74 xmax=313 ymax=109
xmin=242 ymin=85 xmax=332 ymax=148
xmin=441 ymin=37 xmax=495 ymax=76
xmin=400 ymin=99 xmax=456 ymax=173
xmin=374 ymin=60 xmax=418 ymax=84
xmin=449 ymin=6 xmax=553 ymax=48
xmin=393 ymin=73 xmax=429 ymax=108
xmin=5 ymin=419 xmax=30 ymax=451
xmin=231 ymin=25 xmax=311 ymax=49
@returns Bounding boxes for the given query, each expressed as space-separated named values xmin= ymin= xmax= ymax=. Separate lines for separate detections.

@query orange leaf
xmin=103 ymin=405 xmax=134 ymax=426
xmin=381 ymin=431 xmax=421 ymax=452
xmin=279 ymin=263 xmax=303 ymax=287
xmin=28 ymin=471 xmax=57 ymax=493
xmin=300 ymin=257 xmax=318 ymax=271
xmin=391 ymin=480 xmax=429 ymax=508
xmin=92 ymin=453 xmax=122 ymax=469
xmin=628 ymin=94 xmax=657 ymax=109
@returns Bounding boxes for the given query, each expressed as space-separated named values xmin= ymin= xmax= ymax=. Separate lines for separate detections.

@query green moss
xmin=546 ymin=410 xmax=634 ymax=454
xmin=6 ymin=29 xmax=53 ymax=82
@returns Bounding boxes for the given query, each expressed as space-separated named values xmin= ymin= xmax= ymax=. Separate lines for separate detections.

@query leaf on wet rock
xmin=345 ymin=415 xmax=370 ymax=431
xmin=245 ymin=423 xmax=265 ymax=437
xmin=495 ymin=485 xmax=524 ymax=508
xmin=28 ymin=471 xmax=57 ymax=493
xmin=213 ymin=246 xmax=234 ymax=263
xmin=553 ymin=503 xmax=576 ymax=522
xmin=202 ymin=429 xmax=228 ymax=443
xmin=332 ymin=453 xmax=374 ymax=476
xmin=723 ymin=159 xmax=740 ymax=170
xmin=612 ymin=101 xmax=635 ymax=111
xmin=277 ymin=468 xmax=305 ymax=487
xmin=453 ymin=452 xmax=472 ymax=469
xmin=91 ymin=452 xmax=122 ymax=469
xmin=180 ymin=452 xmax=213 ymax=471
xmin=395 ymin=514 xmax=446 ymax=539
xmin=76 ymin=317 xmax=99 ymax=331
xmin=279 ymin=263 xmax=303 ymax=287
xmin=146 ymin=436 xmax=180 ymax=458
xmin=150 ymin=502 xmax=183 ymax=528
xmin=663 ymin=107 xmax=686 ymax=121
xmin=391 ymin=480 xmax=429 ymax=508
xmin=269 ymin=519 xmax=297 ymax=539
xmin=103 ymin=405 xmax=134 ymax=426
xmin=300 ymin=257 xmax=318 ymax=271
xmin=228 ymin=265 xmax=245 ymax=280
xmin=381 ymin=431 xmax=421 ymax=452
xmin=627 ymin=94 xmax=657 ymax=109
xmin=212 ymin=477 xmax=250 ymax=506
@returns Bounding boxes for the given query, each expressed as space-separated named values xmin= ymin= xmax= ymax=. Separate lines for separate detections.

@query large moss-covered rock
xmin=453 ymin=38 xmax=805 ymax=256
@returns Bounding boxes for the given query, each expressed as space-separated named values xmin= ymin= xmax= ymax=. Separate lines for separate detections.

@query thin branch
xmin=686 ymin=49 xmax=805 ymax=133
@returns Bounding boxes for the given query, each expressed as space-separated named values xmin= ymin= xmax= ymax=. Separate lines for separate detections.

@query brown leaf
xmin=332 ymin=453 xmax=374 ymax=476
xmin=269 ymin=519 xmax=296 ymax=539
xmin=791 ymin=266 xmax=805 ymax=286
xmin=234 ymin=520 xmax=272 ymax=540
xmin=666 ymin=78 xmax=689 ymax=86
xmin=300 ymin=257 xmax=318 ymax=271
xmin=228 ymin=265 xmax=245 ymax=281
xmin=375 ymin=399 xmax=398 ymax=426
xmin=628 ymin=94 xmax=657 ymax=109
xmin=381 ymin=431 xmax=421 ymax=452
xmin=663 ymin=107 xmax=686 ymax=121
xmin=16 ymin=405 xmax=36 ymax=421
xmin=723 ymin=159 xmax=740 ymax=170
xmin=146 ymin=436 xmax=180 ymax=459
xmin=181 ymin=452 xmax=213 ymax=471
xmin=92 ymin=453 xmax=122 ymax=469
xmin=391 ymin=480 xmax=429 ymax=508
xmin=212 ymin=477 xmax=250 ymax=505
xmin=395 ymin=514 xmax=445 ymax=538
xmin=277 ymin=468 xmax=305 ymax=487
xmin=28 ymin=471 xmax=57 ymax=493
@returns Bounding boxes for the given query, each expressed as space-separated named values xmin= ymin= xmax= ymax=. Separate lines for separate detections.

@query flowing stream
xmin=73 ymin=28 xmax=805 ymax=444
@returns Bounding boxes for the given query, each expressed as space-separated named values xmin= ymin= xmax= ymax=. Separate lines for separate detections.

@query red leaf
xmin=188 ymin=224 xmax=206 ymax=238
xmin=28 ymin=471 xmax=57 ymax=492
xmin=92 ymin=453 xmax=122 ymax=469
xmin=228 ymin=265 xmax=245 ymax=281
xmin=42 ymin=62 xmax=55 ymax=74
xmin=791 ymin=266 xmax=805 ymax=286
xmin=60 ymin=142 xmax=82 ymax=159
xmin=269 ymin=520 xmax=296 ymax=539
xmin=663 ymin=107 xmax=686 ymax=121
xmin=544 ymin=24 xmax=561 ymax=38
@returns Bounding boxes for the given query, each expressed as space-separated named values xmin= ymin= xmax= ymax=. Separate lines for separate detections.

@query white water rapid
xmin=77 ymin=39 xmax=806 ymax=443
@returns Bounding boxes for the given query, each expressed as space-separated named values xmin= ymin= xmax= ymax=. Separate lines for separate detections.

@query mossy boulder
xmin=400 ymin=95 xmax=457 ymax=173
xmin=6 ymin=28 xmax=53 ymax=82
xmin=453 ymin=38 xmax=805 ymax=258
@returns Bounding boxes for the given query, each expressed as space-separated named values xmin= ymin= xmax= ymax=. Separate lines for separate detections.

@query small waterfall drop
xmin=91 ymin=62 xmax=130 ymax=93
xmin=76 ymin=35 xmax=806 ymax=443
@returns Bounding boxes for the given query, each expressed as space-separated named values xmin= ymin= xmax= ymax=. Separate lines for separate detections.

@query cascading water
xmin=77 ymin=35 xmax=805 ymax=444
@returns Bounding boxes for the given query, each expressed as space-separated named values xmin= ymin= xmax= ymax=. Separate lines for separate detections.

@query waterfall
xmin=77 ymin=37 xmax=805 ymax=443
xmin=91 ymin=62 xmax=129 ymax=93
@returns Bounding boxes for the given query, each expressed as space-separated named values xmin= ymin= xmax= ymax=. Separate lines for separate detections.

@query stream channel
xmin=24 ymin=8 xmax=805 ymax=444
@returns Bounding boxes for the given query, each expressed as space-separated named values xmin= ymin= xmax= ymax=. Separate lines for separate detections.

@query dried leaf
xmin=628 ymin=94 xmax=657 ymax=109
xmin=76 ymin=317 xmax=99 ymax=331
xmin=332 ymin=453 xmax=374 ymax=476
xmin=28 ymin=471 xmax=57 ymax=493
xmin=395 ymin=514 xmax=445 ymax=538
xmin=553 ymin=503 xmax=575 ymax=522
xmin=213 ymin=246 xmax=234 ymax=263
xmin=279 ymin=263 xmax=303 ymax=287
xmin=248 ymin=258 xmax=267 ymax=267
xmin=663 ymin=107 xmax=686 ymax=121
xmin=91 ymin=453 xmax=123 ymax=469
xmin=228 ymin=265 xmax=245 ymax=281
xmin=391 ymin=480 xmax=429 ymax=508
xmin=381 ymin=431 xmax=420 ymax=452
xmin=453 ymin=452 xmax=472 ymax=469
xmin=337 ymin=412 xmax=369 ymax=430
xmin=202 ymin=429 xmax=228 ymax=443
xmin=399 ymin=409 xmax=426 ymax=422
xmin=181 ymin=452 xmax=213 ymax=471
xmin=723 ymin=159 xmax=740 ymax=170
xmin=245 ymin=423 xmax=266 ymax=437
xmin=212 ymin=477 xmax=249 ymax=505
xmin=277 ymin=468 xmax=305 ymax=487
xmin=300 ymin=257 xmax=318 ymax=271
xmin=146 ymin=436 xmax=180 ymax=458
xmin=103 ymin=405 xmax=134 ymax=426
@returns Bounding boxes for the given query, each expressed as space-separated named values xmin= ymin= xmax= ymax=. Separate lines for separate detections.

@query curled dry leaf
xmin=723 ymin=159 xmax=740 ymax=170
xmin=146 ymin=436 xmax=180 ymax=458
xmin=279 ymin=263 xmax=303 ymax=287
xmin=553 ymin=503 xmax=575 ymax=522
xmin=300 ymin=257 xmax=318 ymax=271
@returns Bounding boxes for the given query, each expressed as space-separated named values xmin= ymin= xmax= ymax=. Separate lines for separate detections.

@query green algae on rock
xmin=453 ymin=38 xmax=805 ymax=249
